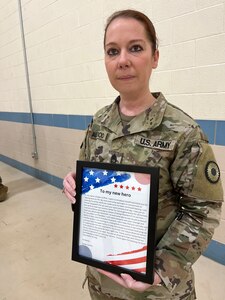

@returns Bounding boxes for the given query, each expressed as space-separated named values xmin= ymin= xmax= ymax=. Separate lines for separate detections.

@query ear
xmin=152 ymin=50 xmax=159 ymax=69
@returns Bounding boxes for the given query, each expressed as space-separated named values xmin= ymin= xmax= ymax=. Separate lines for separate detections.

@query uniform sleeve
xmin=78 ymin=121 xmax=93 ymax=161
xmin=154 ymin=127 xmax=224 ymax=292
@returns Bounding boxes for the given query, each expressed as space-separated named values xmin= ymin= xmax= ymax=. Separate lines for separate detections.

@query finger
xmin=63 ymin=178 xmax=76 ymax=197
xmin=97 ymin=269 xmax=128 ymax=288
xmin=63 ymin=183 xmax=74 ymax=198
xmin=153 ymin=272 xmax=162 ymax=286
xmin=131 ymin=281 xmax=150 ymax=292
xmin=66 ymin=172 xmax=76 ymax=189
xmin=64 ymin=189 xmax=76 ymax=204
xmin=120 ymin=274 xmax=135 ymax=289
xmin=120 ymin=273 xmax=150 ymax=292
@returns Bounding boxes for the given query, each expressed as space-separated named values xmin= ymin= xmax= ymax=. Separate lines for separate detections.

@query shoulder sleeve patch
xmin=189 ymin=143 xmax=223 ymax=201
xmin=205 ymin=161 xmax=220 ymax=184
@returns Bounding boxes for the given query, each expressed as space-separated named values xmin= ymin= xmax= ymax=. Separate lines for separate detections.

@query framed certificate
xmin=72 ymin=160 xmax=159 ymax=284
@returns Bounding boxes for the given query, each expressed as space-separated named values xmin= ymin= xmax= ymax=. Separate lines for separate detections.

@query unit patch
xmin=205 ymin=161 xmax=220 ymax=184
xmin=135 ymin=136 xmax=176 ymax=151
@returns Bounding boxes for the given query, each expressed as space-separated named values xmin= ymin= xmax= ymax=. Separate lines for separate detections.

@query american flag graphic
xmin=81 ymin=167 xmax=131 ymax=194
xmin=105 ymin=245 xmax=147 ymax=274
xmin=80 ymin=167 xmax=149 ymax=274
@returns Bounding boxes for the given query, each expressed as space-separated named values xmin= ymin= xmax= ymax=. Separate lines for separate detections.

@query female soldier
xmin=63 ymin=10 xmax=223 ymax=300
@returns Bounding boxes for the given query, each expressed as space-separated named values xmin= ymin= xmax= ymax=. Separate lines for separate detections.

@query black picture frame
xmin=72 ymin=160 xmax=159 ymax=284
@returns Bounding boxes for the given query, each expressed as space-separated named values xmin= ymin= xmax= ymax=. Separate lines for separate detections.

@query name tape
xmin=136 ymin=136 xmax=176 ymax=151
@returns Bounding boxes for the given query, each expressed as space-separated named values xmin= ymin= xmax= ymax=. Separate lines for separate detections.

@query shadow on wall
xmin=6 ymin=178 xmax=46 ymax=197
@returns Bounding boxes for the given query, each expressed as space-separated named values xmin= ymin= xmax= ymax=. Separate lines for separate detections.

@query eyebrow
xmin=105 ymin=39 xmax=145 ymax=48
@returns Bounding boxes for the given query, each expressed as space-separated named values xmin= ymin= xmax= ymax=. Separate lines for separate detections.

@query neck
xmin=119 ymin=90 xmax=155 ymax=116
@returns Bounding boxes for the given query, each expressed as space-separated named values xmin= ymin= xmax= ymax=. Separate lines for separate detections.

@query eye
xmin=106 ymin=48 xmax=119 ymax=56
xmin=130 ymin=44 xmax=143 ymax=53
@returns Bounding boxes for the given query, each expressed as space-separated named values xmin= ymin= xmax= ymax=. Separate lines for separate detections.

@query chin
xmin=113 ymin=85 xmax=138 ymax=96
xmin=118 ymin=89 xmax=137 ymax=96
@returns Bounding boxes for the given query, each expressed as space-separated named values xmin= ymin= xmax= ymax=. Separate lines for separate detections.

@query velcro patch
xmin=189 ymin=143 xmax=223 ymax=201
xmin=205 ymin=161 xmax=220 ymax=184
xmin=91 ymin=131 xmax=108 ymax=141
xmin=135 ymin=136 xmax=176 ymax=151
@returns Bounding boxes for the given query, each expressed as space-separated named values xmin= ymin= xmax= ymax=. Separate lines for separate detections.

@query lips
xmin=117 ymin=75 xmax=135 ymax=80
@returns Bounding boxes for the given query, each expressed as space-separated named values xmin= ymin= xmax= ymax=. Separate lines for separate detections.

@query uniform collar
xmin=96 ymin=92 xmax=167 ymax=137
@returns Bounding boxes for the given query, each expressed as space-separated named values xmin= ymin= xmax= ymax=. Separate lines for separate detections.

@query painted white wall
xmin=0 ymin=0 xmax=225 ymax=117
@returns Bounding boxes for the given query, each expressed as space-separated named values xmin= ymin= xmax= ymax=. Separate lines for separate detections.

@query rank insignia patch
xmin=205 ymin=161 xmax=220 ymax=184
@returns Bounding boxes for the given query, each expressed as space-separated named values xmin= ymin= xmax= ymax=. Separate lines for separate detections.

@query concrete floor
xmin=0 ymin=161 xmax=225 ymax=300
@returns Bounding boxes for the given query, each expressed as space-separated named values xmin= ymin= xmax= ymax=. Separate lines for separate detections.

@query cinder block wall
xmin=0 ymin=0 xmax=224 ymax=261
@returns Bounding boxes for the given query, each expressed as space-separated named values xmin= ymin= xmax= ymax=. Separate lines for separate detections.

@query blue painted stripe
xmin=0 ymin=154 xmax=225 ymax=265
xmin=0 ymin=112 xmax=224 ymax=145
xmin=0 ymin=112 xmax=92 ymax=131
xmin=33 ymin=113 xmax=54 ymax=126
xmin=203 ymin=240 xmax=225 ymax=266
xmin=196 ymin=120 xmax=216 ymax=144
xmin=53 ymin=114 xmax=69 ymax=128
xmin=84 ymin=115 xmax=93 ymax=128
xmin=216 ymin=121 xmax=225 ymax=146
xmin=0 ymin=154 xmax=63 ymax=189
xmin=0 ymin=112 xmax=31 ymax=123
xmin=68 ymin=114 xmax=86 ymax=130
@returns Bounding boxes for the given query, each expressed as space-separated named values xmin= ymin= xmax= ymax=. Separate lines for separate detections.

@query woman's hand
xmin=63 ymin=172 xmax=76 ymax=204
xmin=97 ymin=269 xmax=162 ymax=292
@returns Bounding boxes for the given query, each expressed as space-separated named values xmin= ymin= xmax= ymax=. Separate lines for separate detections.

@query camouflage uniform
xmin=79 ymin=92 xmax=223 ymax=300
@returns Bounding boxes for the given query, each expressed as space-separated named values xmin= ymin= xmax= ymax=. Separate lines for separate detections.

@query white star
xmin=95 ymin=177 xmax=100 ymax=183
xmin=90 ymin=185 xmax=94 ymax=190
xmin=116 ymin=171 xmax=121 ymax=176
xmin=84 ymin=176 xmax=89 ymax=182
xmin=89 ymin=170 xmax=94 ymax=175
xmin=111 ymin=177 xmax=116 ymax=183
xmin=103 ymin=170 xmax=108 ymax=176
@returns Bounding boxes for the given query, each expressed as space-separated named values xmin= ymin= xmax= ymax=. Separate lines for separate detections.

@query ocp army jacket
xmin=79 ymin=92 xmax=223 ymax=300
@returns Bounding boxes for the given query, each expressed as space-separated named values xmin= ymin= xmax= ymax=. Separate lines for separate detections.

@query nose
xmin=118 ymin=50 xmax=130 ymax=69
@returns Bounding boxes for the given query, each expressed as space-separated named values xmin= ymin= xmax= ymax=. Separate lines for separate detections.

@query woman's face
xmin=104 ymin=17 xmax=159 ymax=98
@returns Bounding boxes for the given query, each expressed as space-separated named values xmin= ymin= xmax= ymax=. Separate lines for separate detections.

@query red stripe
xmin=107 ymin=245 xmax=147 ymax=256
xmin=106 ymin=255 xmax=146 ymax=266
